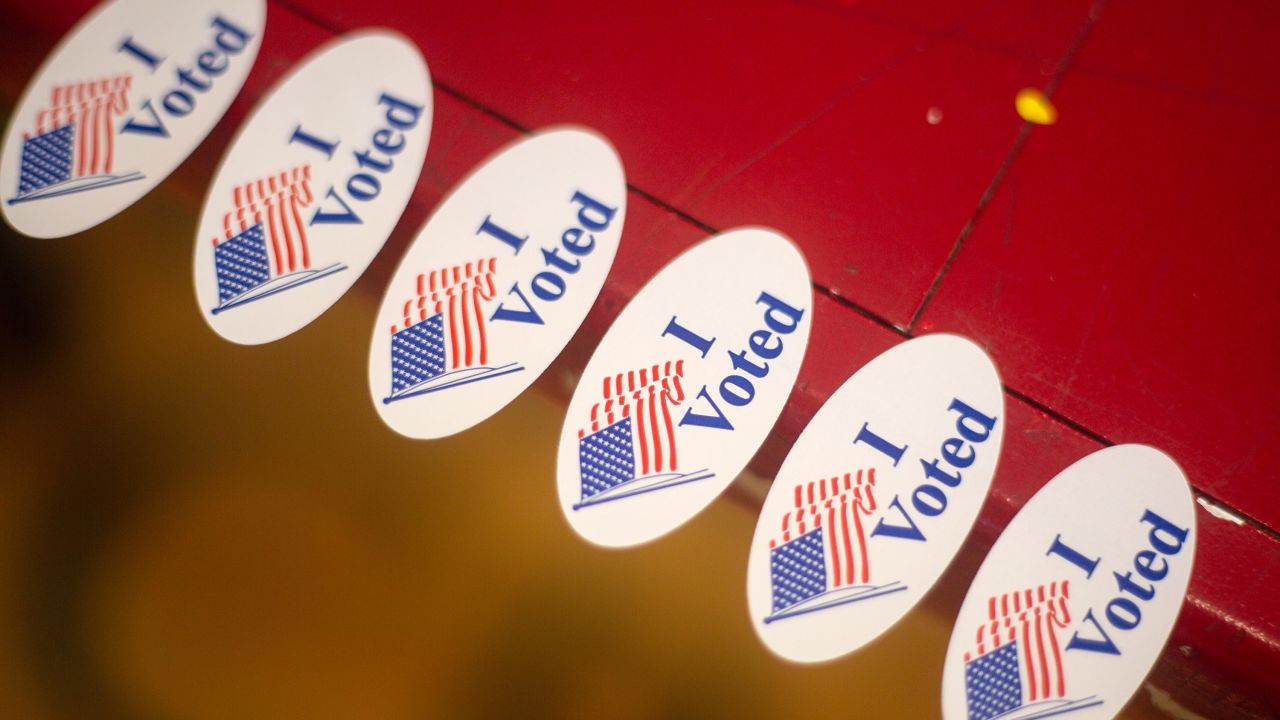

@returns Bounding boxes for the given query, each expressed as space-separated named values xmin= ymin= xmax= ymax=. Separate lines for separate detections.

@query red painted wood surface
xmin=2 ymin=0 xmax=1276 ymax=716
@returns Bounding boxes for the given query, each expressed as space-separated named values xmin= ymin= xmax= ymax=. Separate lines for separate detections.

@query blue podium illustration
xmin=383 ymin=257 xmax=522 ymax=403
xmin=963 ymin=581 xmax=1102 ymax=720
xmin=9 ymin=75 xmax=142 ymax=205
xmin=764 ymin=470 xmax=906 ymax=623
xmin=572 ymin=360 xmax=713 ymax=509
xmin=209 ymin=164 xmax=345 ymax=314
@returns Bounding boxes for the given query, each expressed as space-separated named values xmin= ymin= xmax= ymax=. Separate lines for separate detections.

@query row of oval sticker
xmin=2 ymin=2 xmax=1197 ymax=717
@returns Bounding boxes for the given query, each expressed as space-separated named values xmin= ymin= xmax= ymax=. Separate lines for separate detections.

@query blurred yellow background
xmin=0 ymin=166 xmax=1175 ymax=720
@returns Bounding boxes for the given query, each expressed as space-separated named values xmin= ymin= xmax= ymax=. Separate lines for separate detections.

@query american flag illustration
xmin=210 ymin=165 xmax=320 ymax=308
xmin=963 ymin=581 xmax=1085 ymax=720
xmin=394 ymin=258 xmax=498 ymax=368
xmin=386 ymin=258 xmax=511 ymax=399
xmin=214 ymin=165 xmax=315 ymax=275
xmin=768 ymin=470 xmax=881 ymax=617
xmin=14 ymin=75 xmax=133 ymax=197
xmin=574 ymin=361 xmax=711 ymax=508
xmin=579 ymin=361 xmax=686 ymax=476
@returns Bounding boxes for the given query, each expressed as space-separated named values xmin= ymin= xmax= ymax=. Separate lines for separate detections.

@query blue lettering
xmin=372 ymin=128 xmax=404 ymax=155
xmin=1134 ymin=550 xmax=1168 ymax=581
xmin=1141 ymin=510 xmax=1189 ymax=555
xmin=290 ymin=125 xmax=340 ymax=159
xmin=569 ymin=190 xmax=616 ymax=231
xmin=175 ymin=66 xmax=211 ymax=93
xmin=1063 ymin=508 xmax=1191 ymax=657
xmin=561 ymin=228 xmax=594 ymax=256
xmin=530 ymin=271 xmax=566 ymax=302
xmin=941 ymin=438 xmax=974 ymax=468
xmin=920 ymin=458 xmax=962 ymax=487
xmin=378 ymin=91 xmax=425 ymax=130
xmin=1114 ymin=570 xmax=1156 ymax=601
xmin=852 ymin=423 xmax=907 ymax=466
xmin=749 ymin=330 xmax=782 ymax=359
xmin=912 ymin=484 xmax=947 ymax=516
xmin=477 ymin=216 xmax=528 ymax=254
xmin=679 ymin=386 xmax=734 ymax=431
xmin=1106 ymin=598 xmax=1141 ymax=630
xmin=162 ymin=89 xmax=194 ymax=117
xmin=757 ymin=291 xmax=805 ymax=334
xmin=116 ymin=16 xmax=255 ymax=139
xmin=949 ymin=398 xmax=998 ymax=442
xmin=119 ymin=99 xmax=169 ymax=138
xmin=662 ymin=316 xmax=716 ymax=358
xmin=347 ymin=173 xmax=380 ymax=201
xmin=118 ymin=36 xmax=164 ymax=71
xmin=862 ymin=397 xmax=997 ymax=543
xmin=304 ymin=90 xmax=426 ymax=222
xmin=719 ymin=375 xmax=755 ymax=406
xmin=485 ymin=191 xmax=613 ymax=323
xmin=869 ymin=495 xmax=926 ymax=542
xmin=1046 ymin=534 xmax=1101 ymax=578
xmin=671 ymin=290 xmax=806 ymax=431
xmin=309 ymin=186 xmax=362 ymax=225
xmin=541 ymin=247 xmax=581 ymax=274
xmin=1065 ymin=609 xmax=1120 ymax=655
xmin=196 ymin=50 xmax=228 ymax=76
xmin=489 ymin=282 xmax=545 ymax=326
xmin=210 ymin=15 xmax=253 ymax=54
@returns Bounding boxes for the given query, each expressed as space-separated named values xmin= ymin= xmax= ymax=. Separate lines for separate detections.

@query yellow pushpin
xmin=1015 ymin=88 xmax=1058 ymax=125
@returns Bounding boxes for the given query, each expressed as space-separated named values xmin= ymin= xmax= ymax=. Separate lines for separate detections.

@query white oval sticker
xmin=556 ymin=229 xmax=812 ymax=547
xmin=193 ymin=31 xmax=431 ymax=345
xmin=747 ymin=334 xmax=1005 ymax=662
xmin=1 ymin=0 xmax=266 ymax=238
xmin=369 ymin=128 xmax=625 ymax=438
xmin=941 ymin=445 xmax=1197 ymax=720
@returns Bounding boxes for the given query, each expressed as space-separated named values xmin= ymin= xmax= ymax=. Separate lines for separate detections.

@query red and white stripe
xmin=391 ymin=258 xmax=499 ymax=369
xmin=964 ymin=581 xmax=1073 ymax=703
xmin=769 ymin=470 xmax=878 ymax=588
xmin=30 ymin=75 xmax=132 ymax=177
xmin=578 ymin=361 xmax=686 ymax=475
xmin=213 ymin=166 xmax=315 ymax=276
